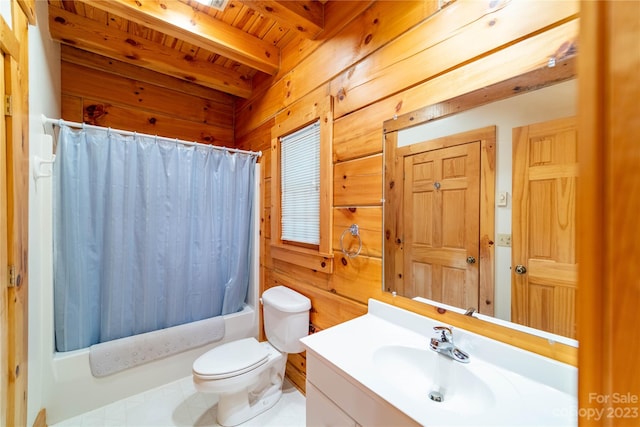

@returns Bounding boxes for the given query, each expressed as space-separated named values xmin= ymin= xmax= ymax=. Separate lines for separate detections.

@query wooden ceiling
xmin=48 ymin=0 xmax=328 ymax=99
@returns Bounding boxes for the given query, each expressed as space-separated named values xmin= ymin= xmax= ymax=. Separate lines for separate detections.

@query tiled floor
xmin=51 ymin=377 xmax=306 ymax=427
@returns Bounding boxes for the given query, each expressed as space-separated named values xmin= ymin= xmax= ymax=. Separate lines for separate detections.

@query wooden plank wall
xmin=235 ymin=0 xmax=580 ymax=393
xmin=60 ymin=46 xmax=236 ymax=146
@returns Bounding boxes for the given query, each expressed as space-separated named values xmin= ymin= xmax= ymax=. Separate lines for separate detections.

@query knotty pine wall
xmin=235 ymin=0 xmax=580 ymax=392
xmin=60 ymin=46 xmax=235 ymax=146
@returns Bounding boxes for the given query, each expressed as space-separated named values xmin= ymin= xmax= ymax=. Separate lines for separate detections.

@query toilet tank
xmin=262 ymin=286 xmax=311 ymax=353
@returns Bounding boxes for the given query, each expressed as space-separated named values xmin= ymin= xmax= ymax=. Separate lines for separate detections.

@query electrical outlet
xmin=497 ymin=233 xmax=511 ymax=247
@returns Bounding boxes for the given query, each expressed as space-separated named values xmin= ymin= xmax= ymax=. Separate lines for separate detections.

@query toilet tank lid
xmin=262 ymin=286 xmax=311 ymax=312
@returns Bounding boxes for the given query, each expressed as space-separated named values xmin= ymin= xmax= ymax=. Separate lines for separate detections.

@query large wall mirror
xmin=383 ymin=57 xmax=577 ymax=341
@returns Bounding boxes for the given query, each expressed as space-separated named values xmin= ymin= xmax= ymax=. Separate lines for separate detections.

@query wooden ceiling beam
xmin=60 ymin=45 xmax=237 ymax=105
xmin=49 ymin=6 xmax=253 ymax=98
xmin=237 ymin=0 xmax=324 ymax=38
xmin=83 ymin=0 xmax=280 ymax=75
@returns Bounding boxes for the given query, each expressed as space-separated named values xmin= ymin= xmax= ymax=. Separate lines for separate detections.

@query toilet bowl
xmin=193 ymin=286 xmax=310 ymax=426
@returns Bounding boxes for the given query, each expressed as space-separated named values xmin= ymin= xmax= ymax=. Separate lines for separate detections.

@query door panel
xmin=403 ymin=141 xmax=480 ymax=309
xmin=512 ymin=116 xmax=577 ymax=338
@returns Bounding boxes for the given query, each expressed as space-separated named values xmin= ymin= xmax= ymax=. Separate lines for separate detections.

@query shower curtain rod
xmin=41 ymin=114 xmax=262 ymax=158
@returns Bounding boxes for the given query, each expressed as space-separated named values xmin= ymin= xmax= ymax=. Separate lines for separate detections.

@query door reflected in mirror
xmin=383 ymin=66 xmax=577 ymax=339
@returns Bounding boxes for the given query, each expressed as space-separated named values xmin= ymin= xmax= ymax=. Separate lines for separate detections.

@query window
xmin=280 ymin=121 xmax=320 ymax=246
xmin=271 ymin=96 xmax=333 ymax=273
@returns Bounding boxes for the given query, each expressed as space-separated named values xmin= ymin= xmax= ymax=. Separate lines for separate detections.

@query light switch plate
xmin=497 ymin=191 xmax=508 ymax=207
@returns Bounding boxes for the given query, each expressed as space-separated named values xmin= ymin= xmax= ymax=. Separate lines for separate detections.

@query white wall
xmin=27 ymin=1 xmax=60 ymax=425
xmin=0 ymin=2 xmax=11 ymax=29
xmin=398 ymin=79 xmax=577 ymax=322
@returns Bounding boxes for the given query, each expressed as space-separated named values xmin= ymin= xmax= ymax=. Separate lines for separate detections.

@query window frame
xmin=271 ymin=96 xmax=333 ymax=273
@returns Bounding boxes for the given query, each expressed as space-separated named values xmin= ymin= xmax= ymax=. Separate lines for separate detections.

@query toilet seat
xmin=193 ymin=337 xmax=269 ymax=380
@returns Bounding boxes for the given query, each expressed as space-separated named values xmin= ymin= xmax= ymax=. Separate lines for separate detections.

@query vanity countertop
xmin=300 ymin=298 xmax=577 ymax=426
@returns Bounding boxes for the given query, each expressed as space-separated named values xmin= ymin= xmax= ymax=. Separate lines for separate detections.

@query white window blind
xmin=280 ymin=120 xmax=320 ymax=245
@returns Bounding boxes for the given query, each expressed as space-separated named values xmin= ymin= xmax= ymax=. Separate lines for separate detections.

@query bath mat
xmin=89 ymin=316 xmax=225 ymax=377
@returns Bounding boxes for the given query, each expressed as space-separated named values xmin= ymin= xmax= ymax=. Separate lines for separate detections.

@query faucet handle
xmin=433 ymin=325 xmax=453 ymax=342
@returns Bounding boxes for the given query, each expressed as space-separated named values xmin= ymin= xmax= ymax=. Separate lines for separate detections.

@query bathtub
xmin=40 ymin=161 xmax=261 ymax=425
xmin=31 ymin=149 xmax=262 ymax=425
xmin=46 ymin=304 xmax=258 ymax=424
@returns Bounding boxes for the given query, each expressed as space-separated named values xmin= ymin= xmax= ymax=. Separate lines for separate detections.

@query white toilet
xmin=192 ymin=285 xmax=311 ymax=426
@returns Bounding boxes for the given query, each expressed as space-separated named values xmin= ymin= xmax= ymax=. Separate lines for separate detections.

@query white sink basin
xmin=301 ymin=299 xmax=578 ymax=426
xmin=373 ymin=344 xmax=516 ymax=415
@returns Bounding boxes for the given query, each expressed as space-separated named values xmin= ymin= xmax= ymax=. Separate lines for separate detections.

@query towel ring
xmin=340 ymin=224 xmax=362 ymax=259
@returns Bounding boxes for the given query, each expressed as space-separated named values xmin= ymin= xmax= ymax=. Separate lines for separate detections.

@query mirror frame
xmin=380 ymin=55 xmax=577 ymax=364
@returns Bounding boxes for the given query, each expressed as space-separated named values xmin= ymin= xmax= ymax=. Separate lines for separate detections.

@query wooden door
xmin=1 ymin=44 xmax=8 ymax=426
xmin=1 ymin=3 xmax=31 ymax=426
xmin=512 ymin=117 xmax=577 ymax=338
xmin=403 ymin=141 xmax=480 ymax=309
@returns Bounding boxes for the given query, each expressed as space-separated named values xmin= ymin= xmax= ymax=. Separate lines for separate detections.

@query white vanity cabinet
xmin=306 ymin=382 xmax=358 ymax=427
xmin=300 ymin=299 xmax=577 ymax=427
xmin=305 ymin=350 xmax=419 ymax=427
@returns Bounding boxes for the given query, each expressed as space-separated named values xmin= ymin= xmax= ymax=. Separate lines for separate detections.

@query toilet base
xmin=217 ymin=386 xmax=282 ymax=426
xmin=215 ymin=354 xmax=287 ymax=426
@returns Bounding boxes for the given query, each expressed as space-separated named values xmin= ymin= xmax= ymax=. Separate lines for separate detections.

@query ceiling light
xmin=193 ymin=0 xmax=229 ymax=11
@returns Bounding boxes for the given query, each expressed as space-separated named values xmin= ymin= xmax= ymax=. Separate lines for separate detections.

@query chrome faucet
xmin=429 ymin=326 xmax=470 ymax=363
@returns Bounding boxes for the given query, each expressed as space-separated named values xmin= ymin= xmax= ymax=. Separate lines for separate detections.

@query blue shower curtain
xmin=53 ymin=125 xmax=256 ymax=352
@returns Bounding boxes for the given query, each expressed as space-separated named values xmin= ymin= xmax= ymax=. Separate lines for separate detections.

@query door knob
xmin=466 ymin=256 xmax=476 ymax=264
xmin=514 ymin=264 xmax=527 ymax=274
